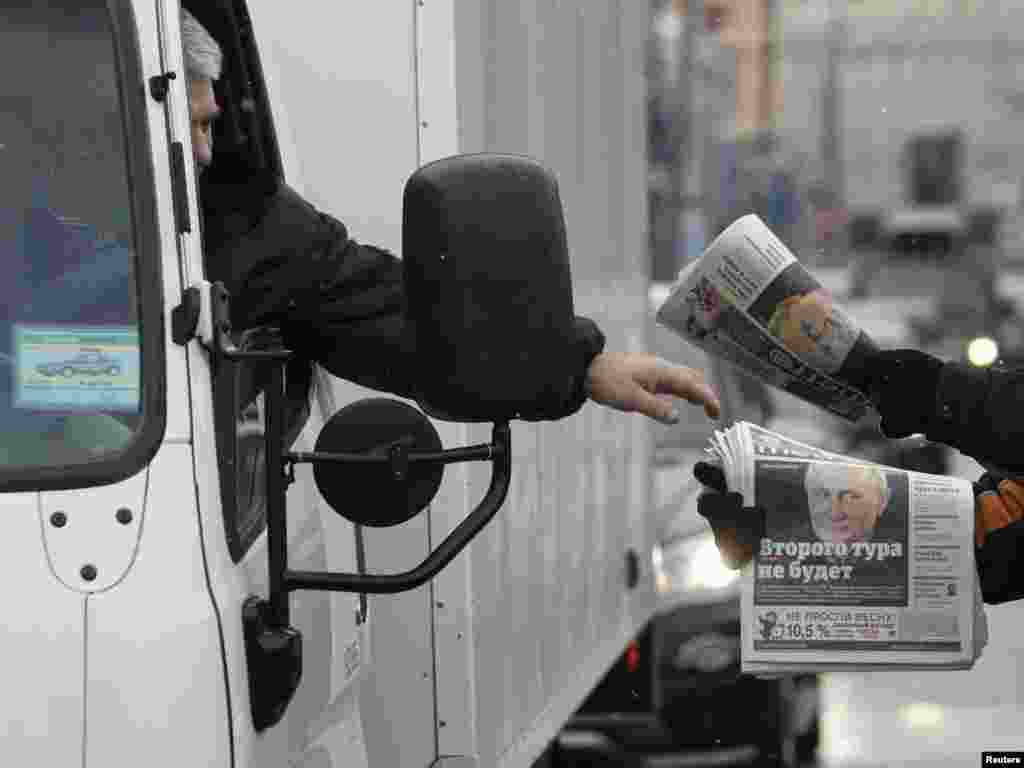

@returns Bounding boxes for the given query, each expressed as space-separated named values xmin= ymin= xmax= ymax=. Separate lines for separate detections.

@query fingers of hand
xmin=651 ymin=363 xmax=721 ymax=419
xmin=696 ymin=490 xmax=746 ymax=525
xmin=634 ymin=390 xmax=679 ymax=424
xmin=697 ymin=492 xmax=763 ymax=567
xmin=594 ymin=364 xmax=674 ymax=422
xmin=693 ymin=462 xmax=727 ymax=493
xmin=589 ymin=354 xmax=720 ymax=421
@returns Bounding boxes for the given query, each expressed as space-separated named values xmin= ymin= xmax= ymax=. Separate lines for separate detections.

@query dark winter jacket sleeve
xmin=200 ymin=170 xmax=604 ymax=419
xmin=973 ymin=473 xmax=1024 ymax=604
xmin=921 ymin=362 xmax=1024 ymax=476
xmin=917 ymin=363 xmax=1024 ymax=604
xmin=976 ymin=521 xmax=1024 ymax=604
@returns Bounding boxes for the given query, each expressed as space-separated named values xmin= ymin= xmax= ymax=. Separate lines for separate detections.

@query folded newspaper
xmin=707 ymin=421 xmax=987 ymax=673
xmin=656 ymin=213 xmax=879 ymax=421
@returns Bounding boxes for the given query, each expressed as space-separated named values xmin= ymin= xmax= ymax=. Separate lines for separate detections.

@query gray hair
xmin=805 ymin=462 xmax=888 ymax=509
xmin=181 ymin=9 xmax=223 ymax=81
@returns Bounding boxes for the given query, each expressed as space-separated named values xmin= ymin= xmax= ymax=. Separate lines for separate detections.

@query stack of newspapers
xmin=656 ymin=214 xmax=986 ymax=672
xmin=707 ymin=421 xmax=986 ymax=674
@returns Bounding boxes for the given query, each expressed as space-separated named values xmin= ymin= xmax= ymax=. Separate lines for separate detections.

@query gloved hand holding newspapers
xmin=692 ymin=421 xmax=987 ymax=674
xmin=694 ymin=461 xmax=762 ymax=570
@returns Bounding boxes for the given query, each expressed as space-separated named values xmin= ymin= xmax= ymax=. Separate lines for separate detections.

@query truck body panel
xmin=0 ymin=492 xmax=85 ymax=765
xmin=444 ymin=4 xmax=657 ymax=766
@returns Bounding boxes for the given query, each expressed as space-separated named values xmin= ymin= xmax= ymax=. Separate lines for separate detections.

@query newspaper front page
xmin=706 ymin=423 xmax=983 ymax=673
xmin=657 ymin=214 xmax=879 ymax=421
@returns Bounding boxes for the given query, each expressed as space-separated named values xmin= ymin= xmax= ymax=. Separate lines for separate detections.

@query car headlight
xmin=967 ymin=336 xmax=999 ymax=367
xmin=653 ymin=530 xmax=741 ymax=597
xmin=686 ymin=534 xmax=742 ymax=590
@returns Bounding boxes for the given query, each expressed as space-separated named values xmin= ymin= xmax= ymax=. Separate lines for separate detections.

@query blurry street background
xmin=642 ymin=0 xmax=1024 ymax=765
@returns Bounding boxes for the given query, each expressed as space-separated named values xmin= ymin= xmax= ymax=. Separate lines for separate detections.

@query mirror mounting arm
xmin=283 ymin=422 xmax=510 ymax=596
xmin=200 ymin=281 xmax=512 ymax=737
xmin=254 ymin=356 xmax=510 ymax=625
xmin=285 ymin=442 xmax=497 ymax=471
xmin=197 ymin=281 xmax=513 ymax=606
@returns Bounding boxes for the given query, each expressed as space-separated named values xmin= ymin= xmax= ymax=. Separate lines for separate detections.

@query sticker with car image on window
xmin=13 ymin=324 xmax=140 ymax=412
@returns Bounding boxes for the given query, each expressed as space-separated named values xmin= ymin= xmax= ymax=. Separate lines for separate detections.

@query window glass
xmin=0 ymin=0 xmax=144 ymax=469
xmin=214 ymin=330 xmax=311 ymax=562
xmin=216 ymin=331 xmax=271 ymax=562
xmin=235 ymin=396 xmax=268 ymax=543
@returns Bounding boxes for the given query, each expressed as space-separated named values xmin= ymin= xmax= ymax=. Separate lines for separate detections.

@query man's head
xmin=804 ymin=462 xmax=888 ymax=545
xmin=181 ymin=9 xmax=223 ymax=169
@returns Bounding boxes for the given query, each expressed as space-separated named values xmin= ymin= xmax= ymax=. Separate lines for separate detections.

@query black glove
xmin=864 ymin=349 xmax=945 ymax=439
xmin=693 ymin=462 xmax=765 ymax=569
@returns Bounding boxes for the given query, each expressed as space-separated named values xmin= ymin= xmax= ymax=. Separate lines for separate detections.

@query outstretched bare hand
xmin=584 ymin=351 xmax=720 ymax=424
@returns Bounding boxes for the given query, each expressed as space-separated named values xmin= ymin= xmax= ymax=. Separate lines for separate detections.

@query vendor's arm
xmin=870 ymin=349 xmax=1024 ymax=475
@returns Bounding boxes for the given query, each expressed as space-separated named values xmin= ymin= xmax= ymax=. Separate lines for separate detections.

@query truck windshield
xmin=0 ymin=0 xmax=153 ymax=474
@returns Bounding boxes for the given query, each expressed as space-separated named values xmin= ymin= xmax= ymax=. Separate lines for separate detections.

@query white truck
xmin=0 ymin=1 xmax=724 ymax=766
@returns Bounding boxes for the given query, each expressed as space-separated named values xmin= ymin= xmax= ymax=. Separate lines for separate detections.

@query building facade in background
xmin=778 ymin=0 xmax=1024 ymax=255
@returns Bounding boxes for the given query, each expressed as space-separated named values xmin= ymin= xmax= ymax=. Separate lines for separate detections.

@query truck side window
xmin=0 ymin=0 xmax=162 ymax=485
xmin=217 ymin=328 xmax=273 ymax=561
xmin=188 ymin=0 xmax=287 ymax=561
xmin=213 ymin=330 xmax=312 ymax=562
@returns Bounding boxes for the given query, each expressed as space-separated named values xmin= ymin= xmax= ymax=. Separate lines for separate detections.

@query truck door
xmin=167 ymin=2 xmax=370 ymax=765
xmin=0 ymin=0 xmax=220 ymax=763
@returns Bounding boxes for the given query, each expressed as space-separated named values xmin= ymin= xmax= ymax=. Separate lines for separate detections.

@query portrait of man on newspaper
xmin=754 ymin=460 xmax=909 ymax=606
xmin=766 ymin=288 xmax=858 ymax=375
xmin=805 ymin=462 xmax=890 ymax=545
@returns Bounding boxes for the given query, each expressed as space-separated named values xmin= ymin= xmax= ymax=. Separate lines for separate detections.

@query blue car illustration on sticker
xmin=36 ymin=349 xmax=121 ymax=378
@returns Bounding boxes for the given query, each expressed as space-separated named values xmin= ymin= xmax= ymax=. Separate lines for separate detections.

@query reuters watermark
xmin=983 ymin=753 xmax=1024 ymax=766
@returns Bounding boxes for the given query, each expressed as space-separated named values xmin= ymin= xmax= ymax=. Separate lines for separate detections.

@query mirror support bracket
xmin=202 ymin=282 xmax=514 ymax=731
xmin=281 ymin=422 xmax=510 ymax=596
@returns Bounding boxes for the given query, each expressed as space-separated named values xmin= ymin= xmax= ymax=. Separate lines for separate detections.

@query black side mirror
xmin=311 ymin=398 xmax=444 ymax=528
xmin=288 ymin=399 xmax=510 ymax=589
xmin=403 ymin=152 xmax=579 ymax=421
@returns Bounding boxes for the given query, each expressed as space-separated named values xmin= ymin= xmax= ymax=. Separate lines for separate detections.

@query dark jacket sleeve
xmin=972 ymin=474 xmax=1024 ymax=604
xmin=922 ymin=362 xmax=1024 ymax=475
xmin=201 ymin=173 xmax=604 ymax=419
xmin=977 ymin=520 xmax=1024 ymax=604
